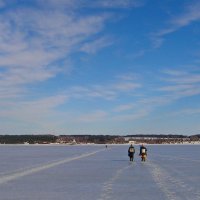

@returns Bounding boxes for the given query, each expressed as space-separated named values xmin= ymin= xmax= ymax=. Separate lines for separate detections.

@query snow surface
xmin=0 ymin=144 xmax=200 ymax=200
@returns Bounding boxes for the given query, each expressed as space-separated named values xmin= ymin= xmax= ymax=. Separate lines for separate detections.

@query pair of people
xmin=128 ymin=144 xmax=147 ymax=162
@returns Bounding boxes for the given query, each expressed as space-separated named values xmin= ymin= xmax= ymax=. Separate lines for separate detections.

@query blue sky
xmin=0 ymin=0 xmax=200 ymax=135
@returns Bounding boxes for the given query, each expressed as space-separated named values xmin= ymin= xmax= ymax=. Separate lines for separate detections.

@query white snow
xmin=0 ymin=144 xmax=199 ymax=200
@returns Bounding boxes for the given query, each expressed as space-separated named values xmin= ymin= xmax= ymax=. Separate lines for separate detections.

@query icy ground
xmin=0 ymin=144 xmax=200 ymax=200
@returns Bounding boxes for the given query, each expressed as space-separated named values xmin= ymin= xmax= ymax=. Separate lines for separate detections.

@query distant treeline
xmin=0 ymin=134 xmax=199 ymax=144
xmin=125 ymin=134 xmax=189 ymax=138
xmin=58 ymin=135 xmax=123 ymax=144
xmin=0 ymin=135 xmax=57 ymax=144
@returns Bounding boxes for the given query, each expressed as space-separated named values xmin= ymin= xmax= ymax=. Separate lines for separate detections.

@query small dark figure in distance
xmin=139 ymin=144 xmax=147 ymax=162
xmin=128 ymin=144 xmax=135 ymax=162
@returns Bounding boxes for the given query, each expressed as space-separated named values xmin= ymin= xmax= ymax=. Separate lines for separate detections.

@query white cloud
xmin=0 ymin=74 xmax=142 ymax=131
xmin=113 ymin=82 xmax=141 ymax=91
xmin=153 ymin=1 xmax=200 ymax=47
xmin=114 ymin=103 xmax=136 ymax=112
xmin=0 ymin=5 xmax=111 ymax=103
xmin=0 ymin=0 xmax=5 ymax=8
xmin=0 ymin=65 xmax=60 ymax=89
xmin=0 ymin=87 xmax=24 ymax=99
xmin=167 ymin=74 xmax=200 ymax=84
xmin=158 ymin=84 xmax=195 ymax=92
xmin=90 ymin=0 xmax=143 ymax=9
xmin=0 ymin=1 xmax=142 ymax=99
xmin=66 ymin=79 xmax=141 ymax=101
xmin=67 ymin=85 xmax=117 ymax=100
xmin=37 ymin=0 xmax=142 ymax=9
xmin=112 ymin=109 xmax=149 ymax=121
xmin=162 ymin=69 xmax=200 ymax=84
xmin=173 ymin=108 xmax=200 ymax=116
xmin=0 ymin=50 xmax=58 ymax=68
xmin=80 ymin=36 xmax=113 ymax=54
xmin=0 ymin=94 xmax=69 ymax=125
xmin=77 ymin=110 xmax=108 ymax=122
xmin=116 ymin=73 xmax=139 ymax=81
xmin=139 ymin=96 xmax=172 ymax=106
xmin=171 ymin=2 xmax=200 ymax=27
xmin=162 ymin=69 xmax=189 ymax=76
xmin=157 ymin=69 xmax=200 ymax=100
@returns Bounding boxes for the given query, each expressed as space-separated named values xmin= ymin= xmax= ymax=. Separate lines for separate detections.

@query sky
xmin=0 ymin=0 xmax=200 ymax=135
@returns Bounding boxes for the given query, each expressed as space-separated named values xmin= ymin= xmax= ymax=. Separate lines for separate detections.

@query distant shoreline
xmin=0 ymin=142 xmax=200 ymax=146
xmin=1 ymin=134 xmax=199 ymax=145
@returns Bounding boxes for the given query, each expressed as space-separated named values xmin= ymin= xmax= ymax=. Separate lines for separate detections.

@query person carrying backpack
xmin=139 ymin=144 xmax=147 ymax=162
xmin=128 ymin=144 xmax=135 ymax=162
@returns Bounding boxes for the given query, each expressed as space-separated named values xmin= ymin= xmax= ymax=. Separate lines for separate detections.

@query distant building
xmin=24 ymin=142 xmax=29 ymax=145
xmin=71 ymin=139 xmax=76 ymax=145
xmin=128 ymin=141 xmax=136 ymax=144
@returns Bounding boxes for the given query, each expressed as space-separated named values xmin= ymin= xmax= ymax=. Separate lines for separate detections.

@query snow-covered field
xmin=0 ymin=144 xmax=199 ymax=200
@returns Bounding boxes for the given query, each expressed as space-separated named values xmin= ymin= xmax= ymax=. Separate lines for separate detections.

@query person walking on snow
xmin=128 ymin=144 xmax=135 ymax=162
xmin=139 ymin=144 xmax=147 ymax=162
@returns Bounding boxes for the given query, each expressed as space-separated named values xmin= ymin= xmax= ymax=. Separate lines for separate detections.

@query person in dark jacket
xmin=139 ymin=144 xmax=147 ymax=162
xmin=128 ymin=144 xmax=135 ymax=161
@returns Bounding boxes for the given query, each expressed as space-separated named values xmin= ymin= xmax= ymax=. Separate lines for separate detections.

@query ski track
xmin=97 ymin=165 xmax=131 ymax=200
xmin=152 ymin=153 xmax=200 ymax=163
xmin=0 ymin=149 xmax=105 ymax=185
xmin=148 ymin=161 xmax=200 ymax=200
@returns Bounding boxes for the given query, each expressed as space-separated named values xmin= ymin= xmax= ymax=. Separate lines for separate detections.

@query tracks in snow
xmin=148 ymin=161 xmax=200 ymax=200
xmin=151 ymin=153 xmax=200 ymax=164
xmin=98 ymin=165 xmax=131 ymax=200
xmin=0 ymin=149 xmax=105 ymax=185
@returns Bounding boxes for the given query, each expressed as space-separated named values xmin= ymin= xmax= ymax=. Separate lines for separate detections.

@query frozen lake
xmin=0 ymin=144 xmax=200 ymax=200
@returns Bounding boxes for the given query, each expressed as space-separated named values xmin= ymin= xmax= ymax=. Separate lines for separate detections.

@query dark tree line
xmin=0 ymin=135 xmax=57 ymax=144
xmin=0 ymin=134 xmax=199 ymax=144
xmin=59 ymin=135 xmax=123 ymax=144
xmin=126 ymin=134 xmax=188 ymax=138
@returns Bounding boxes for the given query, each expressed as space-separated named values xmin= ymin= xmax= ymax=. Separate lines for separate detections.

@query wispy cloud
xmin=112 ymin=109 xmax=149 ymax=121
xmin=139 ymin=96 xmax=173 ymax=107
xmin=0 ymin=0 xmax=142 ymax=98
xmin=152 ymin=1 xmax=200 ymax=47
xmin=114 ymin=68 xmax=200 ymax=122
xmin=2 ymin=1 xmax=199 ymax=134
xmin=0 ymin=94 xmax=69 ymax=133
xmin=80 ymin=36 xmax=113 ymax=54
xmin=0 ymin=73 xmax=142 ymax=129
xmin=158 ymin=69 xmax=200 ymax=100
xmin=77 ymin=110 xmax=108 ymax=122
xmin=170 ymin=2 xmax=200 ymax=28
xmin=0 ymin=5 xmax=111 ymax=104
xmin=0 ymin=0 xmax=5 ymax=8
xmin=0 ymin=0 xmax=142 ymax=104
xmin=172 ymin=108 xmax=200 ymax=116
xmin=68 ymin=79 xmax=141 ymax=101
xmin=158 ymin=84 xmax=195 ymax=92
xmin=37 ymin=0 xmax=143 ymax=9
xmin=89 ymin=0 xmax=143 ymax=9
xmin=0 ymin=94 xmax=68 ymax=116
xmin=162 ymin=69 xmax=200 ymax=84
xmin=113 ymin=103 xmax=136 ymax=112
xmin=116 ymin=73 xmax=139 ymax=81
xmin=112 ymin=82 xmax=141 ymax=91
